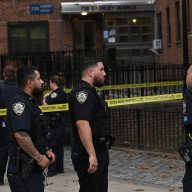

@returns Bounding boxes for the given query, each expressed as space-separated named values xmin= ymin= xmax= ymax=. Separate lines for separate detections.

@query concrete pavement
xmin=0 ymin=147 xmax=184 ymax=192
xmin=0 ymin=170 xmax=182 ymax=192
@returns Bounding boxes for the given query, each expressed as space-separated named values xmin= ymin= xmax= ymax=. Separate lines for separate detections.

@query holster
xmin=93 ymin=135 xmax=115 ymax=151
xmin=178 ymin=142 xmax=192 ymax=164
xmin=105 ymin=135 xmax=115 ymax=150
xmin=15 ymin=148 xmax=35 ymax=180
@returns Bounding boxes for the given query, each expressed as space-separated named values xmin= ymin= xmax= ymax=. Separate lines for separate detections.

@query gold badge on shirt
xmin=51 ymin=92 xmax=57 ymax=98
xmin=76 ymin=91 xmax=88 ymax=104
xmin=12 ymin=102 xmax=25 ymax=115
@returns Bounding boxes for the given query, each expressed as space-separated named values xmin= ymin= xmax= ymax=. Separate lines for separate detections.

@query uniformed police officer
xmin=69 ymin=58 xmax=114 ymax=192
xmin=6 ymin=66 xmax=55 ymax=192
xmin=0 ymin=65 xmax=18 ymax=186
xmin=182 ymin=65 xmax=192 ymax=191
xmin=43 ymin=75 xmax=67 ymax=177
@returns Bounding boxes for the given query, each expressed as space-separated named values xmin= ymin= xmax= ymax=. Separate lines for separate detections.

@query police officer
xmin=0 ymin=65 xmax=18 ymax=186
xmin=6 ymin=66 xmax=55 ymax=192
xmin=69 ymin=58 xmax=114 ymax=192
xmin=43 ymin=75 xmax=67 ymax=177
xmin=182 ymin=65 xmax=192 ymax=191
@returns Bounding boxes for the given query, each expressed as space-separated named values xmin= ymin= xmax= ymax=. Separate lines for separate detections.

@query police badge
xmin=76 ymin=91 xmax=88 ymax=104
xmin=12 ymin=102 xmax=25 ymax=115
xmin=51 ymin=92 xmax=57 ymax=98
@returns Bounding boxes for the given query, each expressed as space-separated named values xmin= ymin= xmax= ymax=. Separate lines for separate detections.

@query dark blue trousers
xmin=0 ymin=147 xmax=8 ymax=181
xmin=48 ymin=138 xmax=64 ymax=173
xmin=48 ymin=122 xmax=64 ymax=174
xmin=7 ymin=161 xmax=44 ymax=192
xmin=71 ymin=144 xmax=109 ymax=192
xmin=183 ymin=164 xmax=192 ymax=192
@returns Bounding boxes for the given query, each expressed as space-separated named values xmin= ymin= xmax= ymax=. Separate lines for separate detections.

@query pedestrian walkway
xmin=0 ymin=147 xmax=184 ymax=192
xmin=64 ymin=147 xmax=184 ymax=191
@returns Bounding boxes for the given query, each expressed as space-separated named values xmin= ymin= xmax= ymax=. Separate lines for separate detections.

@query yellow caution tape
xmin=40 ymin=104 xmax=69 ymax=112
xmin=44 ymin=81 xmax=183 ymax=94
xmin=0 ymin=109 xmax=7 ymax=116
xmin=97 ymin=81 xmax=183 ymax=91
xmin=106 ymin=93 xmax=182 ymax=107
xmin=0 ymin=93 xmax=183 ymax=116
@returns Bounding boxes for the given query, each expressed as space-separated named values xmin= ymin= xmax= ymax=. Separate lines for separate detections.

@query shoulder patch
xmin=76 ymin=91 xmax=88 ymax=104
xmin=51 ymin=92 xmax=57 ymax=98
xmin=12 ymin=102 xmax=25 ymax=115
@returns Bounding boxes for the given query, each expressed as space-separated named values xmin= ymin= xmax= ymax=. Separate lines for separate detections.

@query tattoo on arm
xmin=15 ymin=131 xmax=40 ymax=160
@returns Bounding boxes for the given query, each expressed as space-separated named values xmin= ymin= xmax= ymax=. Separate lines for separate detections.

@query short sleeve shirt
xmin=46 ymin=88 xmax=67 ymax=105
xmin=7 ymin=90 xmax=48 ymax=156
xmin=71 ymin=81 xmax=99 ymax=122
xmin=7 ymin=91 xmax=34 ymax=134
xmin=185 ymin=88 xmax=192 ymax=122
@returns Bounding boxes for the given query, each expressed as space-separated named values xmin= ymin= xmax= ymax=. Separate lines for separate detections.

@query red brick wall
xmin=155 ymin=0 xmax=192 ymax=65
xmin=0 ymin=0 xmax=73 ymax=54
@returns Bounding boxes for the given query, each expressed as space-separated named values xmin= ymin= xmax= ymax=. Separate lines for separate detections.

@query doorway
xmin=73 ymin=21 xmax=96 ymax=53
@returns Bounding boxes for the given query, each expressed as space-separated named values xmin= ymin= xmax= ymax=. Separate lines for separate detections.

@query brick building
xmin=0 ymin=0 xmax=73 ymax=54
xmin=0 ymin=0 xmax=155 ymax=64
xmin=154 ymin=0 xmax=192 ymax=65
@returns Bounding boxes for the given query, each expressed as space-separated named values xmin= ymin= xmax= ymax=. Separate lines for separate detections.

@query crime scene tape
xmin=44 ymin=81 xmax=183 ymax=94
xmin=106 ymin=93 xmax=182 ymax=107
xmin=97 ymin=81 xmax=183 ymax=91
xmin=0 ymin=93 xmax=183 ymax=116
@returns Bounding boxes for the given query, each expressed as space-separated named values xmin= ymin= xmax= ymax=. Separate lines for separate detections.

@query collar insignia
xmin=76 ymin=91 xmax=88 ymax=104
xmin=12 ymin=102 xmax=25 ymax=115
xmin=51 ymin=92 xmax=57 ymax=98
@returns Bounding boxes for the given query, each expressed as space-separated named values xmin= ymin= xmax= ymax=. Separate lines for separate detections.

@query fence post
xmin=136 ymin=109 xmax=141 ymax=149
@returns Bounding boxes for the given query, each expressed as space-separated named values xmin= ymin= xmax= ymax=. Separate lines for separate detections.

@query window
xmin=157 ymin=13 xmax=162 ymax=39
xmin=106 ymin=16 xmax=152 ymax=44
xmin=175 ymin=1 xmax=181 ymax=41
xmin=8 ymin=22 xmax=49 ymax=54
xmin=166 ymin=7 xmax=171 ymax=46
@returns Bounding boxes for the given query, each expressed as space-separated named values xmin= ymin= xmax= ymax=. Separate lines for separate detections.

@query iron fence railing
xmin=0 ymin=51 xmax=185 ymax=152
xmin=110 ymin=103 xmax=183 ymax=152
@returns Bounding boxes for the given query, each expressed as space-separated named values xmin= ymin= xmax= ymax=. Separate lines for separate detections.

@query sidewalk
xmin=0 ymin=169 xmax=182 ymax=192
xmin=0 ymin=147 xmax=184 ymax=192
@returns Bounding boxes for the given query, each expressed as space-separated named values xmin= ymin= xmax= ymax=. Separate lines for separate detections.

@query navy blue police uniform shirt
xmin=71 ymin=80 xmax=99 ymax=122
xmin=0 ymin=79 xmax=18 ymax=108
xmin=183 ymin=87 xmax=192 ymax=134
xmin=7 ymin=89 xmax=47 ymax=155
xmin=45 ymin=87 xmax=67 ymax=139
xmin=0 ymin=79 xmax=18 ymax=149
xmin=46 ymin=87 xmax=67 ymax=105
xmin=45 ymin=87 xmax=67 ymax=122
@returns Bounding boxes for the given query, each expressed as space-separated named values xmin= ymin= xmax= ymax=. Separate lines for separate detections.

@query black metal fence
xmin=0 ymin=51 xmax=185 ymax=152
xmin=110 ymin=104 xmax=183 ymax=152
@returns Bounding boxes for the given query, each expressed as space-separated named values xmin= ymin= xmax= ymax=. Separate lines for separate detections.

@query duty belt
xmin=93 ymin=137 xmax=108 ymax=152
xmin=93 ymin=135 xmax=115 ymax=151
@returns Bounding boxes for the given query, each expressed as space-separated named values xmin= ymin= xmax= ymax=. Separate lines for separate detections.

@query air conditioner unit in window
xmin=153 ymin=39 xmax=162 ymax=50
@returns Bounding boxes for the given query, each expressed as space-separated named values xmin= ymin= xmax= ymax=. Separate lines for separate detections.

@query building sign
xmin=80 ymin=5 xmax=137 ymax=12
xmin=30 ymin=3 xmax=53 ymax=14
xmin=61 ymin=1 xmax=154 ymax=14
